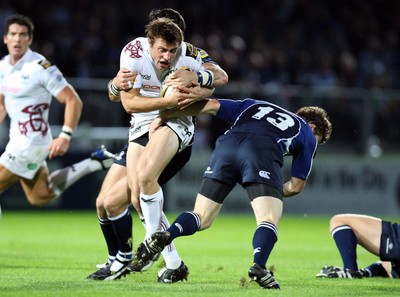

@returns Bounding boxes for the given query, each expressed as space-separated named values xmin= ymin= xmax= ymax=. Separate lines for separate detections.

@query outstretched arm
xmin=149 ymin=99 xmax=220 ymax=136
xmin=283 ymin=177 xmax=307 ymax=197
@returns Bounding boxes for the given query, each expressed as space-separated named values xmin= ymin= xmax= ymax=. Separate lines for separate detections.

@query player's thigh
xmin=138 ymin=126 xmax=179 ymax=180
xmin=0 ymin=164 xmax=20 ymax=192
xmin=250 ymin=196 xmax=283 ymax=226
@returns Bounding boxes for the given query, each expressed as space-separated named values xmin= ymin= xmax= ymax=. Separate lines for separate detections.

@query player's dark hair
xmin=145 ymin=18 xmax=183 ymax=46
xmin=4 ymin=14 xmax=34 ymax=38
xmin=296 ymin=106 xmax=332 ymax=145
xmin=149 ymin=8 xmax=186 ymax=33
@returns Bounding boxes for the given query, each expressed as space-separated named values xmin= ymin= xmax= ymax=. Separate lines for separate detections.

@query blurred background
xmin=1 ymin=0 xmax=399 ymax=215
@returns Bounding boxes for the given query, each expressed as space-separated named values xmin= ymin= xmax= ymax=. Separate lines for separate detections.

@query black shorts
xmin=203 ymin=132 xmax=284 ymax=196
xmin=380 ymin=220 xmax=400 ymax=263
xmin=115 ymin=134 xmax=192 ymax=186
xmin=198 ymin=178 xmax=283 ymax=204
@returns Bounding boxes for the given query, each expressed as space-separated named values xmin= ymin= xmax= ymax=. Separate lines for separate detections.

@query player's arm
xmin=49 ymin=84 xmax=83 ymax=159
xmin=149 ymin=99 xmax=220 ymax=136
xmin=202 ymin=62 xmax=228 ymax=87
xmin=108 ymin=68 xmax=137 ymax=102
xmin=283 ymin=177 xmax=307 ymax=197
xmin=0 ymin=93 xmax=6 ymax=124
xmin=120 ymin=87 xmax=181 ymax=113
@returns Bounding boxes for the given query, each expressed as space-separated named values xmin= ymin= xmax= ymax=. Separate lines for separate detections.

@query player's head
xmin=145 ymin=18 xmax=183 ymax=46
xmin=148 ymin=8 xmax=186 ymax=33
xmin=296 ymin=106 xmax=332 ymax=144
xmin=145 ymin=18 xmax=184 ymax=70
xmin=4 ymin=14 xmax=34 ymax=39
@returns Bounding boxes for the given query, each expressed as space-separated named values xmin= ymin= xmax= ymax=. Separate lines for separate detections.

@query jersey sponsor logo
xmin=142 ymin=84 xmax=161 ymax=91
xmin=259 ymin=170 xmax=271 ymax=179
xmin=124 ymin=40 xmax=143 ymax=58
xmin=38 ymin=59 xmax=52 ymax=69
xmin=141 ymin=74 xmax=151 ymax=80
xmin=18 ymin=103 xmax=49 ymax=136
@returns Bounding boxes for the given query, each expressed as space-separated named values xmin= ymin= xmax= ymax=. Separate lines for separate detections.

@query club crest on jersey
xmin=38 ymin=59 xmax=51 ymax=69
xmin=125 ymin=40 xmax=143 ymax=59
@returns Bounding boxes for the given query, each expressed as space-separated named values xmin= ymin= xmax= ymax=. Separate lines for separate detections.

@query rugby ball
xmin=160 ymin=84 xmax=175 ymax=97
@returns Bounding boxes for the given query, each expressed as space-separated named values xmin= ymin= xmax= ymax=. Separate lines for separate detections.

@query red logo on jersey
xmin=124 ymin=40 xmax=143 ymax=58
xmin=18 ymin=103 xmax=49 ymax=136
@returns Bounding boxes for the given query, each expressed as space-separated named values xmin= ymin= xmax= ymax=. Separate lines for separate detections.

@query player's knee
xmin=329 ymin=214 xmax=347 ymax=231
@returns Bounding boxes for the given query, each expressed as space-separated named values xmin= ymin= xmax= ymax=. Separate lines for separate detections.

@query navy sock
xmin=363 ymin=262 xmax=389 ymax=277
xmin=252 ymin=221 xmax=278 ymax=269
xmin=166 ymin=211 xmax=200 ymax=245
xmin=99 ymin=217 xmax=118 ymax=260
xmin=109 ymin=209 xmax=133 ymax=254
xmin=332 ymin=225 xmax=358 ymax=271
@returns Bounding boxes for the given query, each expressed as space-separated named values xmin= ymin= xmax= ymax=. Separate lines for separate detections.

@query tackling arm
xmin=283 ymin=177 xmax=307 ymax=197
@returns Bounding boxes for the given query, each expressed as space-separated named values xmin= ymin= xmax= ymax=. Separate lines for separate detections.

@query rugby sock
xmin=331 ymin=225 xmax=358 ymax=271
xmin=160 ymin=212 xmax=182 ymax=269
xmin=99 ymin=217 xmax=118 ymax=261
xmin=252 ymin=221 xmax=278 ymax=269
xmin=109 ymin=208 xmax=133 ymax=255
xmin=140 ymin=188 xmax=163 ymax=238
xmin=363 ymin=262 xmax=389 ymax=277
xmin=48 ymin=158 xmax=102 ymax=196
xmin=166 ymin=211 xmax=201 ymax=245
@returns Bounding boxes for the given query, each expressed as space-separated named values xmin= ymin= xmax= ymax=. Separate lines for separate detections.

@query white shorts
xmin=165 ymin=116 xmax=195 ymax=152
xmin=129 ymin=116 xmax=195 ymax=153
xmin=0 ymin=142 xmax=49 ymax=179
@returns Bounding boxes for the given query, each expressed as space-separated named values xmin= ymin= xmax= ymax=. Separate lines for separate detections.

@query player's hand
xmin=149 ymin=117 xmax=165 ymax=138
xmin=177 ymin=84 xmax=214 ymax=109
xmin=48 ymin=137 xmax=70 ymax=159
xmin=114 ymin=68 xmax=137 ymax=91
xmin=165 ymin=68 xmax=197 ymax=89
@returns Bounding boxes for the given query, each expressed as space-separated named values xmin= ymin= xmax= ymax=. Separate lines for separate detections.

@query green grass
xmin=1 ymin=211 xmax=400 ymax=297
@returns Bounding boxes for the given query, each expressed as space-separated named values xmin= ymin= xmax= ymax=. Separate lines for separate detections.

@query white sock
xmin=140 ymin=188 xmax=163 ymax=239
xmin=160 ymin=211 xmax=182 ymax=269
xmin=48 ymin=158 xmax=102 ymax=196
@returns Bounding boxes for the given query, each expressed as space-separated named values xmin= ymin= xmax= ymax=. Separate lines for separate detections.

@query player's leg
xmin=330 ymin=214 xmax=382 ymax=256
xmin=94 ymin=162 xmax=127 ymax=268
xmin=0 ymin=164 xmax=22 ymax=215
xmin=48 ymin=145 xmax=114 ymax=197
xmin=136 ymin=126 xmax=179 ymax=237
xmin=19 ymin=146 xmax=114 ymax=205
xmin=316 ymin=214 xmax=379 ymax=278
xmin=0 ymin=164 xmax=21 ymax=192
xmin=247 ymin=183 xmax=283 ymax=289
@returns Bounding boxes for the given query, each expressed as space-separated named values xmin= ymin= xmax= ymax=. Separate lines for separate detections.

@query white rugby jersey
xmin=120 ymin=37 xmax=204 ymax=140
xmin=0 ymin=49 xmax=68 ymax=146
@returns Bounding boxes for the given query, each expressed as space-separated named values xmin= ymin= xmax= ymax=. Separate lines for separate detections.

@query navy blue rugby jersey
xmin=214 ymin=98 xmax=318 ymax=180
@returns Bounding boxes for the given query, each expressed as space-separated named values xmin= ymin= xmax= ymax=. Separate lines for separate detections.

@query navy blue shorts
xmin=203 ymin=132 xmax=284 ymax=196
xmin=114 ymin=136 xmax=191 ymax=186
xmin=380 ymin=220 xmax=400 ymax=263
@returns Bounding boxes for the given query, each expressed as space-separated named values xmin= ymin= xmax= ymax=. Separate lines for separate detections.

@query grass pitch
xmin=0 ymin=211 xmax=399 ymax=297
